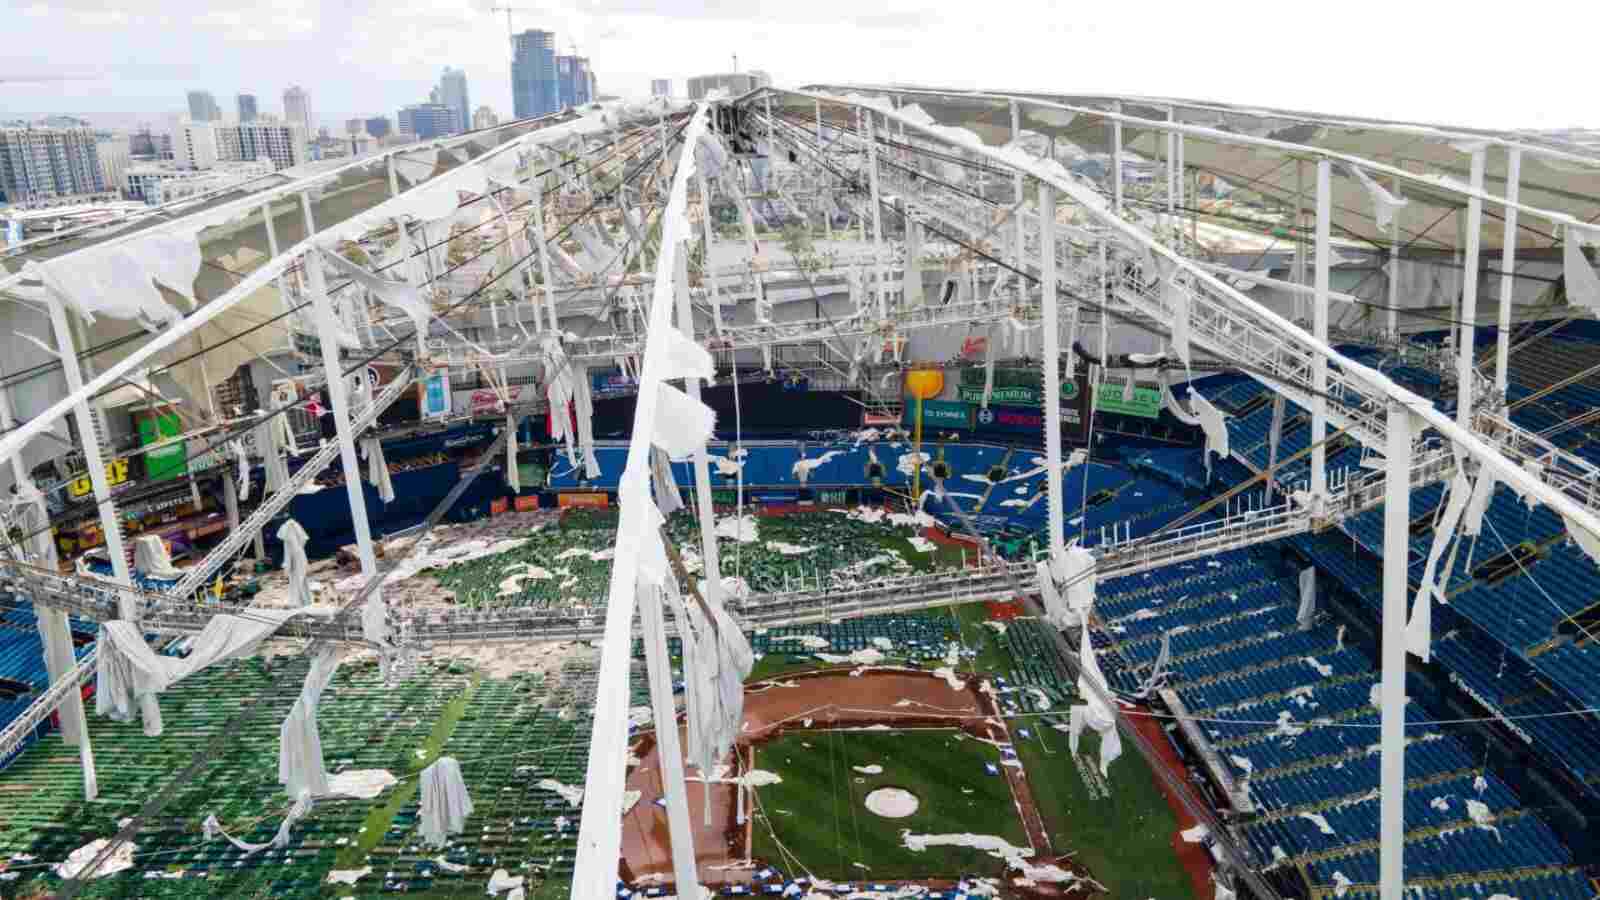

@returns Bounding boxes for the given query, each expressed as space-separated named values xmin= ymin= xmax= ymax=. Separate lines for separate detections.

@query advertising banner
xmin=514 ymin=495 xmax=541 ymax=512
xmin=421 ymin=372 xmax=451 ymax=420
xmin=139 ymin=412 xmax=187 ymax=482
xmin=902 ymin=399 xmax=972 ymax=430
xmin=1094 ymin=382 xmax=1163 ymax=419
xmin=591 ymin=371 xmax=639 ymax=396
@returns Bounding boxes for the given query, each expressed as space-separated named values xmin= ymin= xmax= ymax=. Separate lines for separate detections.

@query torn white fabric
xmin=1296 ymin=567 xmax=1316 ymax=631
xmin=651 ymin=447 xmax=683 ymax=517
xmin=652 ymin=382 xmax=716 ymax=460
xmin=27 ymin=225 xmax=203 ymax=330
xmin=1462 ymin=468 xmax=1494 ymax=537
xmin=506 ymin=414 xmax=521 ymax=494
xmin=96 ymin=608 xmax=326 ymax=727
xmin=1074 ymin=622 xmax=1122 ymax=777
xmin=232 ymin=440 xmax=251 ymax=502
xmin=133 ymin=535 xmax=185 ymax=580
xmin=259 ymin=409 xmax=292 ymax=495
xmin=327 ymin=866 xmax=372 ymax=885
xmin=320 ymin=247 xmax=432 ymax=337
xmin=488 ymin=868 xmax=526 ymax=896
xmin=203 ymin=789 xmax=312 ymax=857
xmin=1161 ymin=374 xmax=1203 ymax=426
xmin=1345 ymin=163 xmax=1408 ymax=231
xmin=1564 ymin=224 xmax=1600 ymax=316
xmin=279 ymin=647 xmax=341 ymax=798
xmin=52 ymin=838 xmax=138 ymax=880
xmin=1189 ymin=389 xmax=1229 ymax=480
xmin=360 ymin=436 xmax=396 ymax=504
xmin=277 ymin=518 xmax=313 ymax=608
xmin=667 ymin=572 xmax=755 ymax=792
xmin=1063 ymin=546 xmax=1096 ymax=621
xmin=419 ymin=757 xmax=474 ymax=848
xmin=1140 ymin=630 xmax=1171 ymax=696
xmin=1564 ymin=513 xmax=1600 ymax=565
xmin=1408 ymin=469 xmax=1471 ymax=662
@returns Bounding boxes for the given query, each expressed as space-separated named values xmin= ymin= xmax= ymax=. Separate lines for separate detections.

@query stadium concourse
xmin=0 ymin=87 xmax=1599 ymax=900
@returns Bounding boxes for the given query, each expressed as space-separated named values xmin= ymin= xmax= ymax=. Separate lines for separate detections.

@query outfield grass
xmin=1009 ymin=724 xmax=1196 ymax=899
xmin=750 ymin=729 xmax=1027 ymax=879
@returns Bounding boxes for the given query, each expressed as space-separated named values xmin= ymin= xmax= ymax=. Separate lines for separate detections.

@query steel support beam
xmin=1379 ymin=402 xmax=1414 ymax=899
xmin=1457 ymin=147 xmax=1487 ymax=425
xmin=1495 ymin=149 xmax=1522 ymax=399
xmin=1312 ymin=160 xmax=1331 ymax=500
xmin=1039 ymin=182 xmax=1066 ymax=553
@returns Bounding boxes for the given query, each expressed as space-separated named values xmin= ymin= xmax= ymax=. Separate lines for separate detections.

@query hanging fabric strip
xmin=572 ymin=365 xmax=600 ymax=478
xmin=1160 ymin=372 xmax=1203 ymax=426
xmin=650 ymin=447 xmax=682 ymax=516
xmin=419 ymin=757 xmax=474 ymax=848
xmin=1564 ymin=224 xmax=1600 ymax=316
xmin=231 ymin=440 xmax=251 ymax=502
xmin=278 ymin=647 xmax=340 ymax=798
xmin=277 ymin=518 xmax=312 ymax=607
xmin=1297 ymin=567 xmax=1317 ymax=631
xmin=1189 ymin=389 xmax=1230 ymax=481
xmin=360 ymin=436 xmax=396 ymax=504
xmin=506 ymin=413 xmax=521 ymax=494
xmin=1407 ymin=469 xmax=1472 ymax=662
xmin=1076 ymin=622 xmax=1122 ymax=777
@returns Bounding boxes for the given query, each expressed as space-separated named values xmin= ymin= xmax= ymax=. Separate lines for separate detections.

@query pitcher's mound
xmin=864 ymin=787 xmax=919 ymax=818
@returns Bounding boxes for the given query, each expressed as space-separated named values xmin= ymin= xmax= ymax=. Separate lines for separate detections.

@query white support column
xmin=531 ymin=169 xmax=560 ymax=332
xmin=0 ymin=385 xmax=89 ymax=763
xmin=1311 ymin=160 xmax=1331 ymax=501
xmin=1165 ymin=109 xmax=1176 ymax=218
xmin=1495 ymin=149 xmax=1522 ymax=399
xmin=1111 ymin=101 xmax=1124 ymax=216
xmin=1387 ymin=173 xmax=1400 ymax=337
xmin=1295 ymin=161 xmax=1307 ymax=320
xmin=1011 ymin=99 xmax=1025 ymax=267
xmin=1175 ymin=133 xmax=1185 ymax=212
xmin=638 ymin=579 xmax=700 ymax=891
xmin=1039 ymin=182 xmax=1066 ymax=554
xmin=1457 ymin=147 xmax=1487 ymax=425
xmin=46 ymin=295 xmax=163 ymax=735
xmin=305 ymin=251 xmax=387 ymax=649
xmin=864 ymin=111 xmax=888 ymax=318
xmin=261 ymin=200 xmax=296 ymax=345
xmin=815 ymin=98 xmax=823 ymax=144
xmin=1379 ymin=400 xmax=1413 ymax=900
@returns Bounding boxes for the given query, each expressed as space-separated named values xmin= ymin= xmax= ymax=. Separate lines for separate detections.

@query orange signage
xmin=514 ymin=495 xmax=541 ymax=512
xmin=557 ymin=492 xmax=610 ymax=509
xmin=490 ymin=497 xmax=510 ymax=515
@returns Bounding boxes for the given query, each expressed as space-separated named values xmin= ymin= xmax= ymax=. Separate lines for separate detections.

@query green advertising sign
xmin=903 ymin=399 xmax=972 ymax=429
xmin=1094 ymin=383 xmax=1163 ymax=419
xmin=139 ymin=412 xmax=188 ymax=482
xmin=817 ymin=489 xmax=849 ymax=505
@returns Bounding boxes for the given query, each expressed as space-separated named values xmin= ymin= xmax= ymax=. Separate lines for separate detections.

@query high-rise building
xmin=365 ymin=116 xmax=392 ymax=140
xmin=687 ymin=70 xmax=773 ymax=100
xmin=171 ymin=121 xmax=218 ymax=170
xmin=435 ymin=67 xmax=471 ymax=134
xmin=129 ymin=127 xmax=173 ymax=160
xmin=283 ymin=86 xmax=313 ymax=134
xmin=555 ymin=55 xmax=593 ymax=109
xmin=397 ymin=103 xmax=456 ymax=140
xmin=186 ymin=90 xmax=222 ymax=122
xmin=651 ymin=79 xmax=671 ymax=97
xmin=0 ymin=125 xmax=107 ymax=206
xmin=214 ymin=122 xmax=309 ymax=171
xmin=511 ymin=30 xmax=558 ymax=120
xmin=95 ymin=135 xmax=130 ymax=196
xmin=237 ymin=94 xmax=258 ymax=123
xmin=472 ymin=106 xmax=499 ymax=130
xmin=344 ymin=118 xmax=365 ymax=136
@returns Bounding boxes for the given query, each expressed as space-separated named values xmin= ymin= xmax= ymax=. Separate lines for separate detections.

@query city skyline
xmin=5 ymin=0 xmax=1600 ymax=129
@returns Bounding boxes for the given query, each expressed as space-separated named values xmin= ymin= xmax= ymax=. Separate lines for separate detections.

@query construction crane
xmin=488 ymin=5 xmax=535 ymax=53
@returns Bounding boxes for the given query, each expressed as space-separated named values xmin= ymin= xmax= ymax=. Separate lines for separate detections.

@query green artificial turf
xmin=947 ymin=602 xmax=1010 ymax=677
xmin=1009 ymin=724 xmax=1196 ymax=899
xmin=750 ymin=729 xmax=1027 ymax=879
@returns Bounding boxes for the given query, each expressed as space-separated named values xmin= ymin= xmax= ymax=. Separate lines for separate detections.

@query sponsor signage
xmin=139 ymin=412 xmax=187 ymax=483
xmin=712 ymin=489 xmax=739 ymax=505
xmin=421 ymin=372 xmax=451 ymax=420
xmin=67 ymin=458 xmax=131 ymax=498
xmin=490 ymin=497 xmax=510 ymax=515
xmin=960 ymin=367 xmax=1043 ymax=389
xmin=1094 ymin=383 xmax=1163 ymax=420
xmin=817 ymin=489 xmax=849 ymax=505
xmin=902 ymin=399 xmax=972 ymax=430
xmin=749 ymin=491 xmax=798 ymax=503
xmin=957 ymin=384 xmax=1039 ymax=406
xmin=514 ymin=495 xmax=541 ymax=512
xmin=591 ymin=371 xmax=639 ymax=396
xmin=557 ymin=491 xmax=610 ymax=509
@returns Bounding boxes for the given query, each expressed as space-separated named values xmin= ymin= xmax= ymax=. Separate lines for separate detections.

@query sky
xmin=2 ymin=0 xmax=1597 ymax=133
